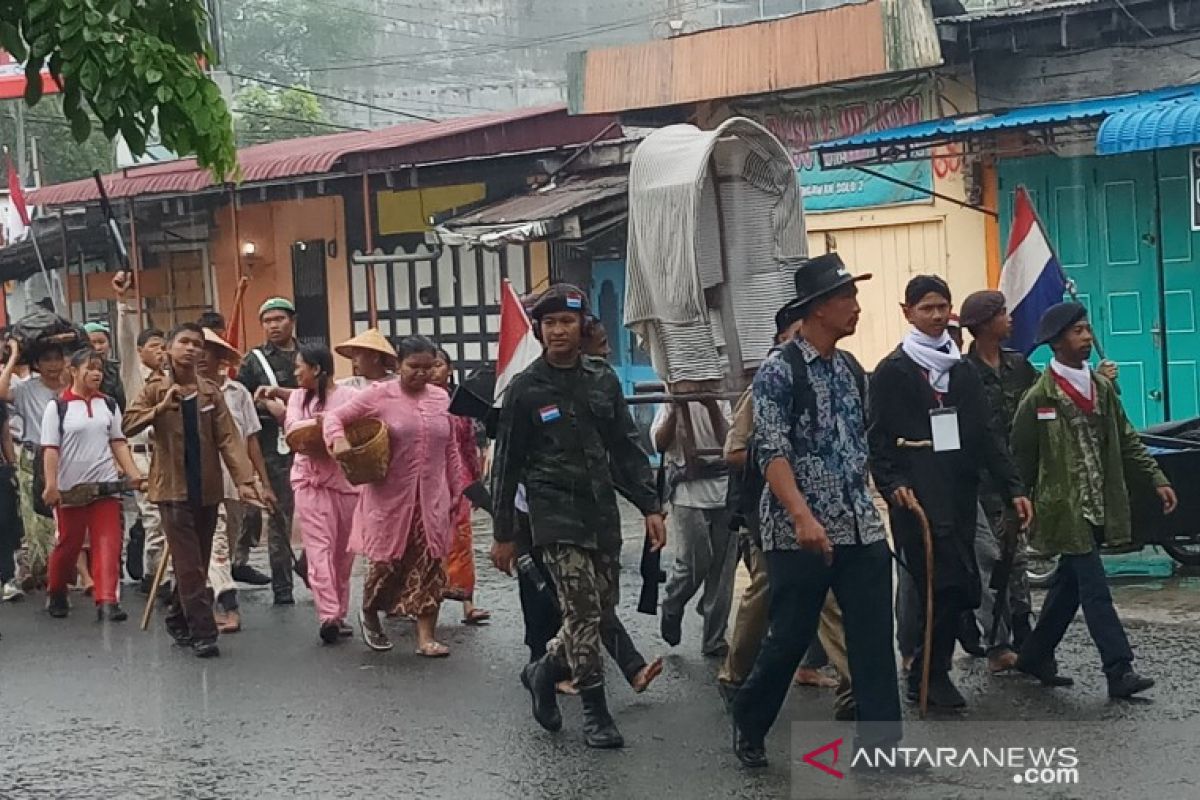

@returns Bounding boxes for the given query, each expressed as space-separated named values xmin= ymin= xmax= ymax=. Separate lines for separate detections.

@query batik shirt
xmin=752 ymin=338 xmax=886 ymax=551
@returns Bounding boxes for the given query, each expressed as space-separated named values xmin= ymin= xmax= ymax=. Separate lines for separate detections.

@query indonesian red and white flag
xmin=494 ymin=279 xmax=541 ymax=405
xmin=5 ymin=151 xmax=30 ymax=228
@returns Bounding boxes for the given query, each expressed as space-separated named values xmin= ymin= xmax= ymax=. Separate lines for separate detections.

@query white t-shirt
xmin=40 ymin=391 xmax=124 ymax=491
xmin=221 ymin=378 xmax=261 ymax=499
xmin=13 ymin=375 xmax=58 ymax=446
xmin=650 ymin=400 xmax=731 ymax=509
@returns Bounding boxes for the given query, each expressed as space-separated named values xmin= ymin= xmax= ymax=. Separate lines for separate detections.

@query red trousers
xmin=48 ymin=498 xmax=122 ymax=605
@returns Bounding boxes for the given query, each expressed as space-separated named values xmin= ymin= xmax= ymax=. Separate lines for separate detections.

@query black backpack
xmin=726 ymin=343 xmax=867 ymax=542
xmin=32 ymin=395 xmax=119 ymax=518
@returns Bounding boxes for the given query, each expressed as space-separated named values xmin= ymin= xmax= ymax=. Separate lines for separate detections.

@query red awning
xmin=30 ymin=105 xmax=619 ymax=207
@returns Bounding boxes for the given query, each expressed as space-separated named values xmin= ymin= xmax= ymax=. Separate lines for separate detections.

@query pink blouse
xmin=324 ymin=380 xmax=465 ymax=562
xmin=284 ymin=384 xmax=357 ymax=495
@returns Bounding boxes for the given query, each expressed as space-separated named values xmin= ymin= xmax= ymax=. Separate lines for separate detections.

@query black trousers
xmin=1019 ymin=529 xmax=1134 ymax=678
xmin=734 ymin=541 xmax=902 ymax=748
xmin=0 ymin=465 xmax=23 ymax=583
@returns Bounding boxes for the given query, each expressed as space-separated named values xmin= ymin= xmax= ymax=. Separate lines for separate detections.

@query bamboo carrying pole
xmin=140 ymin=540 xmax=172 ymax=631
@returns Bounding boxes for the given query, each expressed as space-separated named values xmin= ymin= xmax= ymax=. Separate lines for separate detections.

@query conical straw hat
xmin=335 ymin=328 xmax=398 ymax=365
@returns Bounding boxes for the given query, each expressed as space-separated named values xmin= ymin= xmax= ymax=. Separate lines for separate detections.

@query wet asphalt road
xmin=2 ymin=514 xmax=1200 ymax=800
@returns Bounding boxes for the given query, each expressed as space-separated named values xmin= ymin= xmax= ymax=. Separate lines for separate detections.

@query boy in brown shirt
xmin=124 ymin=323 xmax=257 ymax=658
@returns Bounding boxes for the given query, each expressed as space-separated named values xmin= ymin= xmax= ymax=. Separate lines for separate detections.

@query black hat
xmin=792 ymin=254 xmax=872 ymax=311
xmin=959 ymin=290 xmax=1006 ymax=329
xmin=529 ymin=283 xmax=590 ymax=320
xmin=774 ymin=299 xmax=805 ymax=336
xmin=1035 ymin=301 xmax=1088 ymax=346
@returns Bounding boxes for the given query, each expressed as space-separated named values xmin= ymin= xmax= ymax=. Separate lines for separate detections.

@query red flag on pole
xmin=6 ymin=153 xmax=30 ymax=227
xmin=494 ymin=279 xmax=542 ymax=405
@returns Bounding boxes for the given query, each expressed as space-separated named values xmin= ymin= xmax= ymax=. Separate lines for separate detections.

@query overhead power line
xmin=306 ymin=0 xmax=718 ymax=73
xmin=226 ymin=72 xmax=440 ymax=122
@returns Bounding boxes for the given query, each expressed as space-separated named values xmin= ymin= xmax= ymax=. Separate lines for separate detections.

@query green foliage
xmin=233 ymin=84 xmax=333 ymax=146
xmin=0 ymin=0 xmax=238 ymax=180
xmin=0 ymin=97 xmax=116 ymax=185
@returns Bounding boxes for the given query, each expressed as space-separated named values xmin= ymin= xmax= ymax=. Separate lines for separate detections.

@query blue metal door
xmin=589 ymin=259 xmax=657 ymax=393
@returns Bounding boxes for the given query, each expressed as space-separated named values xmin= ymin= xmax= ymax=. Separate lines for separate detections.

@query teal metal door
xmin=589 ymin=259 xmax=657 ymax=393
xmin=999 ymin=153 xmax=1166 ymax=426
xmin=1154 ymin=148 xmax=1200 ymax=420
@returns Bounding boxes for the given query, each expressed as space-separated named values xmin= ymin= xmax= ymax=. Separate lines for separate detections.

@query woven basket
xmin=285 ymin=419 xmax=326 ymax=457
xmin=335 ymin=418 xmax=390 ymax=485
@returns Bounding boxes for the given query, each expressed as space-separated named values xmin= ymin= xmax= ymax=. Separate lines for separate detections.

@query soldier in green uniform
xmin=234 ymin=297 xmax=300 ymax=604
xmin=490 ymin=284 xmax=667 ymax=749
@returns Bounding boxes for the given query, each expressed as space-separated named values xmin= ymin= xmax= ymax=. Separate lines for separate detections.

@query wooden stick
xmin=140 ymin=540 xmax=171 ymax=631
xmin=912 ymin=502 xmax=935 ymax=720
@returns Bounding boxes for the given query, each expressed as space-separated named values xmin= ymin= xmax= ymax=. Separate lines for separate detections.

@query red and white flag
xmin=6 ymin=152 xmax=30 ymax=227
xmin=494 ymin=279 xmax=542 ymax=405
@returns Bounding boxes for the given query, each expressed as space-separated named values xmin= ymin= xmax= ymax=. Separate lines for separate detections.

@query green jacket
xmin=491 ymin=354 xmax=660 ymax=553
xmin=1011 ymin=369 xmax=1168 ymax=556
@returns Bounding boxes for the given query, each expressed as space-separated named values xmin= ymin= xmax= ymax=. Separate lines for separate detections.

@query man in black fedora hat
xmin=868 ymin=275 xmax=1032 ymax=711
xmin=732 ymin=253 xmax=902 ymax=768
xmin=1011 ymin=302 xmax=1175 ymax=697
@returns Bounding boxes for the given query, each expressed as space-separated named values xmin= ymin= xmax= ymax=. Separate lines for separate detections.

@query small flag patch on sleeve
xmin=539 ymin=405 xmax=562 ymax=423
xmin=1037 ymin=407 xmax=1057 ymax=421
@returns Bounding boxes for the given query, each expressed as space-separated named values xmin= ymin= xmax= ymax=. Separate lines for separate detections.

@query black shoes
xmin=1107 ymin=670 xmax=1154 ymax=699
xmin=957 ymin=612 xmax=986 ymax=658
xmin=579 ymin=684 xmax=624 ymax=749
xmin=520 ymin=656 xmax=563 ymax=732
xmin=906 ymin=672 xmax=967 ymax=708
xmin=660 ymin=612 xmax=682 ymax=647
xmin=192 ymin=640 xmax=220 ymax=658
xmin=97 ymin=604 xmax=128 ymax=622
xmin=1015 ymin=657 xmax=1075 ymax=687
xmin=231 ymin=565 xmax=272 ymax=586
xmin=273 ymin=590 xmax=295 ymax=606
xmin=337 ymin=621 xmax=355 ymax=638
xmin=733 ymin=719 xmax=768 ymax=768
xmin=319 ymin=621 xmax=340 ymax=645
xmin=47 ymin=592 xmax=69 ymax=618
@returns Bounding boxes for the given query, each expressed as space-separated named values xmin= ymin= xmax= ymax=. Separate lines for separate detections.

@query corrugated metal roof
xmin=30 ymin=105 xmax=619 ymax=207
xmin=937 ymin=0 xmax=1101 ymax=24
xmin=813 ymin=83 xmax=1200 ymax=153
xmin=1097 ymin=95 xmax=1200 ymax=154
xmin=443 ymin=172 xmax=627 ymax=227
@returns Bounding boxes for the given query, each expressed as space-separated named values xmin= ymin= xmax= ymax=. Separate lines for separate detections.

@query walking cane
xmin=140 ymin=540 xmax=171 ymax=631
xmin=895 ymin=438 xmax=936 ymax=719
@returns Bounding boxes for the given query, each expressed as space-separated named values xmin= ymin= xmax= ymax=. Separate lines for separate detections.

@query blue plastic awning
xmin=814 ymin=83 xmax=1200 ymax=165
xmin=1096 ymin=98 xmax=1200 ymax=155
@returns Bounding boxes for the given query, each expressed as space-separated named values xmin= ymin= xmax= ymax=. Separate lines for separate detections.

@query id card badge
xmin=929 ymin=407 xmax=961 ymax=452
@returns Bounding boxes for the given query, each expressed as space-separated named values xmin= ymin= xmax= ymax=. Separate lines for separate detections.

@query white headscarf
xmin=901 ymin=328 xmax=962 ymax=393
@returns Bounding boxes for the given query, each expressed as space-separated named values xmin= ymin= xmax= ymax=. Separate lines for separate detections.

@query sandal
xmin=415 ymin=641 xmax=450 ymax=658
xmin=461 ymin=608 xmax=491 ymax=626
xmin=631 ymin=656 xmax=665 ymax=694
xmin=556 ymin=679 xmax=579 ymax=696
xmin=358 ymin=610 xmax=393 ymax=652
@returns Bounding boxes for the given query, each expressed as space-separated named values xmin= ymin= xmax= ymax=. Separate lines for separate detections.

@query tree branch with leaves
xmin=0 ymin=0 xmax=238 ymax=180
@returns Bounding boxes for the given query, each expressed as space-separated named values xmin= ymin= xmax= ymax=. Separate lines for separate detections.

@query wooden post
xmin=229 ymin=189 xmax=247 ymax=341
xmin=706 ymin=159 xmax=746 ymax=391
xmin=361 ymin=172 xmax=378 ymax=327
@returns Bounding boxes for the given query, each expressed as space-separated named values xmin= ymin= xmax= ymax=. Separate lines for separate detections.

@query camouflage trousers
xmin=541 ymin=543 xmax=620 ymax=691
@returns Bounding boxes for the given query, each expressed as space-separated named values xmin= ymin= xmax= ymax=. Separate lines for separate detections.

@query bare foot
xmin=901 ymin=655 xmax=915 ymax=672
xmin=556 ymin=680 xmax=579 ymax=695
xmin=631 ymin=656 xmax=665 ymax=694
xmin=793 ymin=667 xmax=838 ymax=688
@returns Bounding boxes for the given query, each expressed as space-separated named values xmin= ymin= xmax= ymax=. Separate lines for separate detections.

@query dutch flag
xmin=999 ymin=186 xmax=1068 ymax=355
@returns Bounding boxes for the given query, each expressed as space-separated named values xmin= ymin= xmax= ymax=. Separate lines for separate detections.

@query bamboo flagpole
xmin=5 ymin=147 xmax=57 ymax=315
